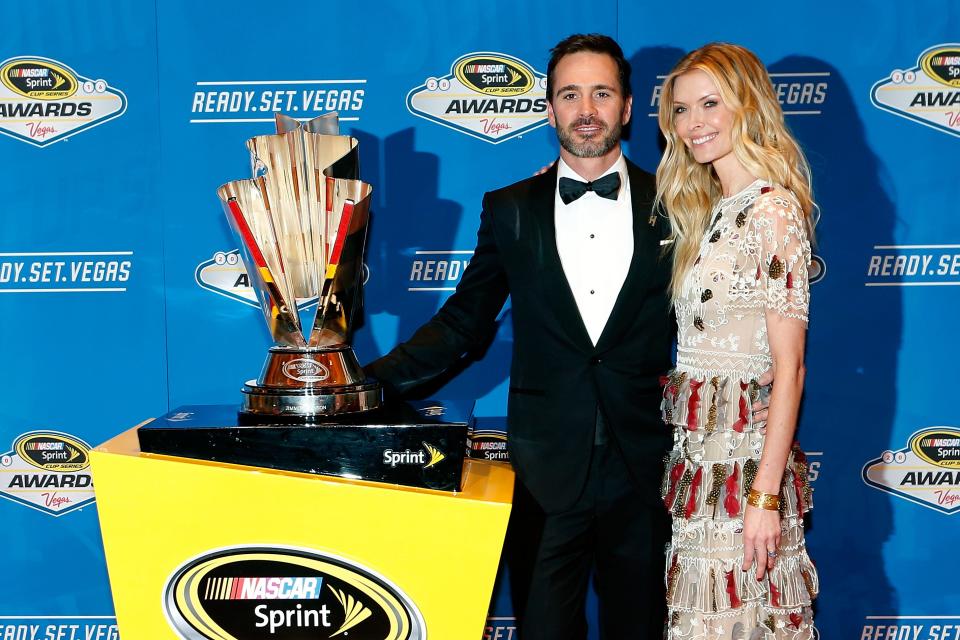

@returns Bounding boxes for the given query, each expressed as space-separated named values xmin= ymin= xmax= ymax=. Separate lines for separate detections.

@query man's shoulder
xmin=482 ymin=166 xmax=555 ymax=207
xmin=625 ymin=158 xmax=655 ymax=193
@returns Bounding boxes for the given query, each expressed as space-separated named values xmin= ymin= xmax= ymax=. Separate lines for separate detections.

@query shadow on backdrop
xmin=771 ymin=54 xmax=900 ymax=634
xmin=351 ymin=127 xmax=514 ymax=403
xmin=624 ymin=46 xmax=684 ymax=173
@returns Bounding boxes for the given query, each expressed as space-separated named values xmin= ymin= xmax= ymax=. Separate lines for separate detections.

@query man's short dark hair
xmin=546 ymin=33 xmax=632 ymax=101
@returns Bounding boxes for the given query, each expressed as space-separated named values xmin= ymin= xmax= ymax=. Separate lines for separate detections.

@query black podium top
xmin=137 ymin=400 xmax=472 ymax=492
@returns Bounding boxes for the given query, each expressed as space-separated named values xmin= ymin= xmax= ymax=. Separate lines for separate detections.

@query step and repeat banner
xmin=1 ymin=1 xmax=957 ymax=638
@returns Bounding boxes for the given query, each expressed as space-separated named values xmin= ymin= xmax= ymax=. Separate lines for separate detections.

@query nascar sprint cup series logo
xmin=407 ymin=52 xmax=547 ymax=143
xmin=871 ymin=43 xmax=960 ymax=138
xmin=0 ymin=431 xmax=95 ymax=516
xmin=468 ymin=426 xmax=509 ymax=462
xmin=0 ymin=56 xmax=126 ymax=147
xmin=163 ymin=546 xmax=425 ymax=640
xmin=862 ymin=427 xmax=960 ymax=514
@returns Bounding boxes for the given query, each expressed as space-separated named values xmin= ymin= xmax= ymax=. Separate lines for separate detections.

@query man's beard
xmin=556 ymin=116 xmax=622 ymax=158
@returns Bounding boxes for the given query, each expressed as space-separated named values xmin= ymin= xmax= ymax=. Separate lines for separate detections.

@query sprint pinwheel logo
xmin=163 ymin=546 xmax=425 ymax=639
xmin=423 ymin=442 xmax=445 ymax=469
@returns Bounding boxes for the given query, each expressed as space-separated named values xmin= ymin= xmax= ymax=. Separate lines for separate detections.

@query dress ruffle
xmin=666 ymin=524 xmax=819 ymax=612
xmin=661 ymin=369 xmax=819 ymax=640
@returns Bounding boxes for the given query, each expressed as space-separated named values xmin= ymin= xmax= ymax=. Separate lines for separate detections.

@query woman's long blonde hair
xmin=655 ymin=43 xmax=816 ymax=302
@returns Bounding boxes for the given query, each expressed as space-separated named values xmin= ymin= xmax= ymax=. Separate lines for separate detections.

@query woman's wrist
xmin=750 ymin=482 xmax=780 ymax=495
xmin=750 ymin=473 xmax=782 ymax=494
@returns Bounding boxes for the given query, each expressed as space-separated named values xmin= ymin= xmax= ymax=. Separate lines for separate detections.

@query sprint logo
xmin=382 ymin=442 xmax=446 ymax=469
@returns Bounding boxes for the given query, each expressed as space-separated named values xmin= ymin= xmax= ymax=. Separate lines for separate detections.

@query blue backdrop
xmin=1 ymin=1 xmax=958 ymax=638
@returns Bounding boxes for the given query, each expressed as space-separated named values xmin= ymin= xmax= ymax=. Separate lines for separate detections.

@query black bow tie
xmin=558 ymin=172 xmax=622 ymax=205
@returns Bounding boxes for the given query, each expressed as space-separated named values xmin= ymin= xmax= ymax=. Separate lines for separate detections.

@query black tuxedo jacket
xmin=367 ymin=159 xmax=676 ymax=513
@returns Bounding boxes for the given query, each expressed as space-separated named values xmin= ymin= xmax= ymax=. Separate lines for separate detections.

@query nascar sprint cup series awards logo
xmin=196 ymin=249 xmax=370 ymax=308
xmin=163 ymin=546 xmax=425 ymax=640
xmin=862 ymin=427 xmax=960 ymax=514
xmin=0 ymin=56 xmax=126 ymax=147
xmin=871 ymin=43 xmax=960 ymax=138
xmin=407 ymin=52 xmax=548 ymax=143
xmin=196 ymin=249 xmax=263 ymax=307
xmin=0 ymin=431 xmax=95 ymax=516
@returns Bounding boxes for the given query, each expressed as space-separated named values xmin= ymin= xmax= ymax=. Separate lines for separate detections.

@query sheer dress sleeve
xmin=748 ymin=189 xmax=812 ymax=322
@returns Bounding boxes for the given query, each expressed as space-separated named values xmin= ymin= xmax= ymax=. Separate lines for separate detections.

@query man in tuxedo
xmin=367 ymin=34 xmax=673 ymax=639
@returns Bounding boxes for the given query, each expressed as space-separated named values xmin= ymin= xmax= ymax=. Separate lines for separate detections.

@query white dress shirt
xmin=554 ymin=154 xmax=634 ymax=346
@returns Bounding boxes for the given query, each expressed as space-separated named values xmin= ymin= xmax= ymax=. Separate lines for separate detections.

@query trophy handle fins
xmin=226 ymin=197 xmax=304 ymax=344
xmin=313 ymin=199 xmax=355 ymax=336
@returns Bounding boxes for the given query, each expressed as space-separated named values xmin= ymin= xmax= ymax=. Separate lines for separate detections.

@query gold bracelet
xmin=747 ymin=488 xmax=780 ymax=511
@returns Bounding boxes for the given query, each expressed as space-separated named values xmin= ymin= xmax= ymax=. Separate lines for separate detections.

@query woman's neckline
xmin=718 ymin=178 xmax=765 ymax=204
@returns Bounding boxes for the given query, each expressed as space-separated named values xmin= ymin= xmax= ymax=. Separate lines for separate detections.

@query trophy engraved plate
xmin=217 ymin=113 xmax=380 ymax=420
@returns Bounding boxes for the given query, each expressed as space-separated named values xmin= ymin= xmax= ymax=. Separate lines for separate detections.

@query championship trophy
xmin=216 ymin=113 xmax=381 ymax=420
xmin=135 ymin=112 xmax=470 ymax=493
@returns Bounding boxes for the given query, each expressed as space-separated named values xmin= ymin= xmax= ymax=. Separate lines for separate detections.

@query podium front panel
xmin=91 ymin=426 xmax=514 ymax=640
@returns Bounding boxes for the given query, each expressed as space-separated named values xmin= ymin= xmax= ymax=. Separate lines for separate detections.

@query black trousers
xmin=520 ymin=441 xmax=670 ymax=640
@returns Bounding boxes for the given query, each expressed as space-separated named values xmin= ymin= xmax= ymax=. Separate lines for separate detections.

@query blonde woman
xmin=656 ymin=43 xmax=819 ymax=639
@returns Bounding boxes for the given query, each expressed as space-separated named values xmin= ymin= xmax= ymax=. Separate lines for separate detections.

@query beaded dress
xmin=660 ymin=180 xmax=819 ymax=640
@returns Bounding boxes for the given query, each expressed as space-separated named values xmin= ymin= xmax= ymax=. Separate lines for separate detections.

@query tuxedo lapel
xmin=595 ymin=161 xmax=658 ymax=352
xmin=528 ymin=164 xmax=594 ymax=351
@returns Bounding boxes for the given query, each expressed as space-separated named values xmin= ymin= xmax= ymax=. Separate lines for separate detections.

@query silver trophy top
xmin=217 ymin=113 xmax=373 ymax=349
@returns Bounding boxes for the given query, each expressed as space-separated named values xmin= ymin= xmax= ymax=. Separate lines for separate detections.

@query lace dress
xmin=660 ymin=180 xmax=819 ymax=640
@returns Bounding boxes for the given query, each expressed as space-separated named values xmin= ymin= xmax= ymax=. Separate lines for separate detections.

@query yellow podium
xmin=91 ymin=425 xmax=514 ymax=640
